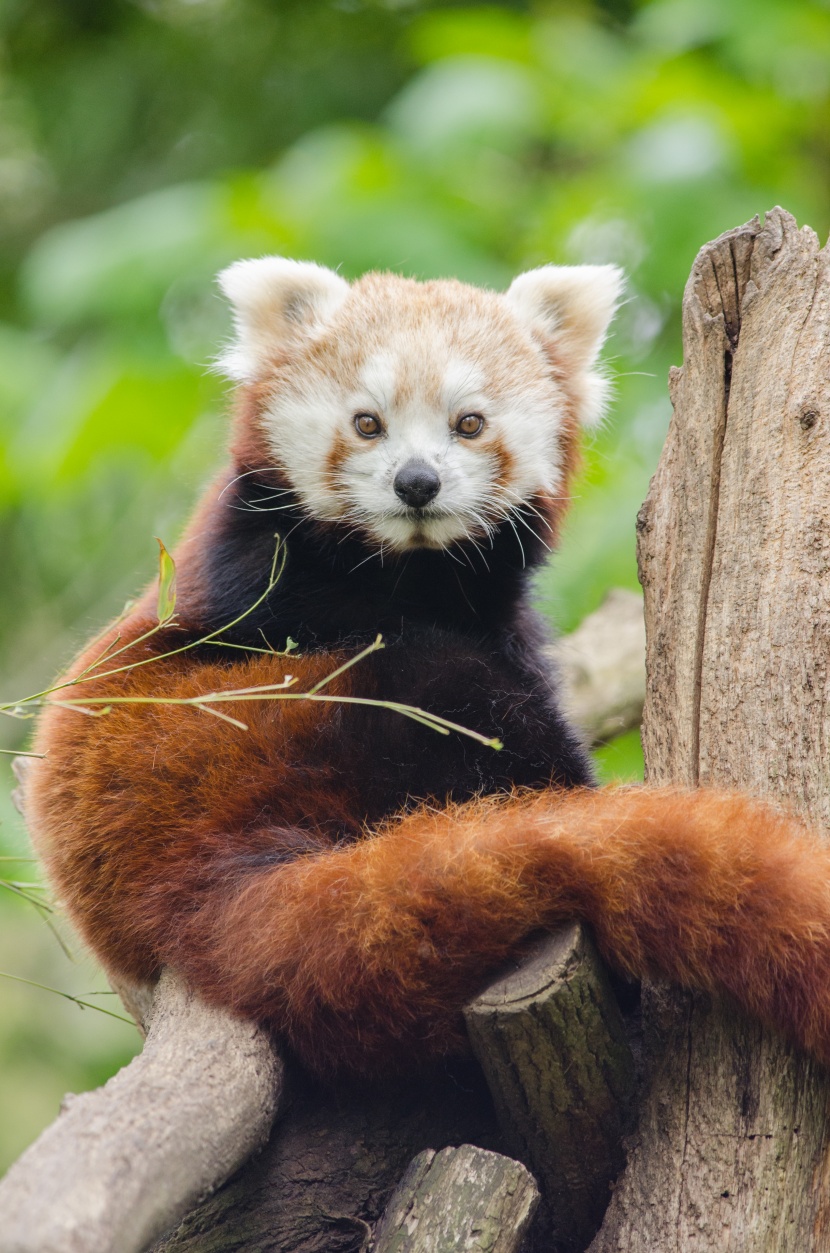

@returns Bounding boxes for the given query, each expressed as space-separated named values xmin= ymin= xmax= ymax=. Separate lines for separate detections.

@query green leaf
xmin=155 ymin=538 xmax=178 ymax=625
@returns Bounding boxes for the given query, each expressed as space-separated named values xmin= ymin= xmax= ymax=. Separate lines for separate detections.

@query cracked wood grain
xmin=464 ymin=925 xmax=635 ymax=1253
xmin=371 ymin=1146 xmax=539 ymax=1253
xmin=590 ymin=207 xmax=830 ymax=1253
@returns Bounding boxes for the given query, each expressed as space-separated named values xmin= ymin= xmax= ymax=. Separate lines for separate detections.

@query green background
xmin=0 ymin=0 xmax=828 ymax=1171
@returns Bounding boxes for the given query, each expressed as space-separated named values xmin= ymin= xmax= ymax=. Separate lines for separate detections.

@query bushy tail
xmin=166 ymin=787 xmax=830 ymax=1077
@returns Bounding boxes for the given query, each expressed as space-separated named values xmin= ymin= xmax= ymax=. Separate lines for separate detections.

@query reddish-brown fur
xmin=27 ymin=614 xmax=830 ymax=1078
xmin=25 ymin=265 xmax=830 ymax=1081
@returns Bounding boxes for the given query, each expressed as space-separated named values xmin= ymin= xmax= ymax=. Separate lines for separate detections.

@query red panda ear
xmin=216 ymin=257 xmax=350 ymax=382
xmin=506 ymin=264 xmax=624 ymax=426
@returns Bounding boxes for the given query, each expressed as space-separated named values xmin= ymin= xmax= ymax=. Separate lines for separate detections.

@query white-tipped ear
xmin=506 ymin=264 xmax=624 ymax=426
xmin=216 ymin=257 xmax=349 ymax=381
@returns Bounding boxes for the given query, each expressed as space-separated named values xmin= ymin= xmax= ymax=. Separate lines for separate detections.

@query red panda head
xmin=217 ymin=259 xmax=622 ymax=553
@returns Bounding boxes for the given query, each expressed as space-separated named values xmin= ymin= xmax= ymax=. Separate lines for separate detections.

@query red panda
xmin=25 ymin=259 xmax=830 ymax=1079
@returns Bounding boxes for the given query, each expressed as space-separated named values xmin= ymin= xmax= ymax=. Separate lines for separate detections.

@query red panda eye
xmin=354 ymin=412 xmax=382 ymax=438
xmin=456 ymin=413 xmax=485 ymax=438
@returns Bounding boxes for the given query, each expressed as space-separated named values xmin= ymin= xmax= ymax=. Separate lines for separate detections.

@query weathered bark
xmin=464 ymin=926 xmax=635 ymax=1253
xmin=153 ymin=1061 xmax=507 ymax=1253
xmin=0 ymin=969 xmax=282 ymax=1253
xmin=591 ymin=207 xmax=830 ymax=1251
xmin=372 ymin=1146 xmax=539 ymax=1253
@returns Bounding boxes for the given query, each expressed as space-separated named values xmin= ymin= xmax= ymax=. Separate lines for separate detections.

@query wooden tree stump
xmin=591 ymin=207 xmax=830 ymax=1252
xmin=372 ymin=1146 xmax=539 ymax=1253
xmin=464 ymin=925 xmax=635 ymax=1253
xmin=153 ymin=1060 xmax=508 ymax=1253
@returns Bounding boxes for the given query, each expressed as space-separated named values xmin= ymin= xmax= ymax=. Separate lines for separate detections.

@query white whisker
xmin=459 ymin=526 xmax=490 ymax=572
xmin=349 ymin=545 xmax=384 ymax=574
xmin=509 ymin=509 xmax=552 ymax=553
xmin=230 ymin=500 xmax=300 ymax=515
xmin=507 ymin=518 xmax=526 ymax=568
xmin=469 ymin=510 xmax=496 ymax=550
xmin=443 ymin=545 xmax=465 ymax=566
xmin=218 ymin=467 xmax=283 ymax=502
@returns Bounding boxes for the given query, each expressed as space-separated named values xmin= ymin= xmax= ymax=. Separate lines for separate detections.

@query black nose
xmin=394 ymin=460 xmax=441 ymax=508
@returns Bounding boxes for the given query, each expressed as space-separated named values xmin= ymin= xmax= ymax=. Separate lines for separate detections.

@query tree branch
xmin=548 ymin=587 xmax=645 ymax=746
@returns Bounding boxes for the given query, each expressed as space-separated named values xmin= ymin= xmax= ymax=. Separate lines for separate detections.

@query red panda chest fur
xmin=27 ymin=259 xmax=830 ymax=1079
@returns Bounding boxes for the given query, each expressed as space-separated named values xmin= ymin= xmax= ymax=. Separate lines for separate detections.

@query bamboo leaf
xmin=155 ymin=537 xmax=178 ymax=624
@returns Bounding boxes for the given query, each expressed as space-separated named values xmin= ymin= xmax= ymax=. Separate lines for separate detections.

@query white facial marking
xmin=442 ymin=358 xmax=486 ymax=414
xmin=218 ymin=266 xmax=621 ymax=554
xmin=262 ymin=333 xmax=569 ymax=553
xmin=358 ymin=353 xmax=397 ymax=416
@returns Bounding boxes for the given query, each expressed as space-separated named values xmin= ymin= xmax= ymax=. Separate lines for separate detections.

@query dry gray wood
xmin=464 ymin=925 xmax=635 ymax=1253
xmin=0 ymin=969 xmax=282 ymax=1253
xmin=371 ymin=1145 xmax=539 ymax=1253
xmin=549 ymin=587 xmax=645 ymax=745
xmin=591 ymin=207 xmax=830 ymax=1252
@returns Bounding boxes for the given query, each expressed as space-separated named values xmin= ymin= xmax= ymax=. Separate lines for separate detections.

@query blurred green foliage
xmin=0 ymin=0 xmax=828 ymax=1171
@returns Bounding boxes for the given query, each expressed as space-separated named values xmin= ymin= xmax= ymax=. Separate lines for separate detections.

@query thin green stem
xmin=1 ymin=535 xmax=287 ymax=714
xmin=75 ymin=632 xmax=125 ymax=679
xmin=306 ymin=634 xmax=384 ymax=694
xmin=49 ymin=688 xmax=503 ymax=750
xmin=204 ymin=640 xmax=290 ymax=656
xmin=0 ymin=971 xmax=134 ymax=1025
xmin=192 ymin=703 xmax=249 ymax=730
xmin=0 ymin=879 xmax=54 ymax=911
